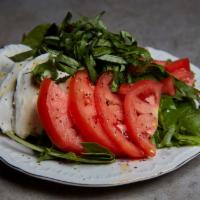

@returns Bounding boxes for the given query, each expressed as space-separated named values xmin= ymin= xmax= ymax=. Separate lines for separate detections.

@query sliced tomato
xmin=161 ymin=76 xmax=176 ymax=96
xmin=94 ymin=72 xmax=144 ymax=158
xmin=165 ymin=58 xmax=190 ymax=72
xmin=124 ymin=80 xmax=162 ymax=157
xmin=69 ymin=71 xmax=121 ymax=155
xmin=154 ymin=58 xmax=194 ymax=86
xmin=37 ymin=78 xmax=83 ymax=153
xmin=171 ymin=68 xmax=194 ymax=86
xmin=118 ymin=83 xmax=134 ymax=96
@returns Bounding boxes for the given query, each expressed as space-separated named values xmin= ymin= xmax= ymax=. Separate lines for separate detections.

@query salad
xmin=0 ymin=12 xmax=200 ymax=164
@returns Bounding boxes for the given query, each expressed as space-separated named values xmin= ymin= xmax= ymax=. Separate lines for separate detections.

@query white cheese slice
xmin=0 ymin=92 xmax=14 ymax=132
xmin=0 ymin=44 xmax=31 ymax=85
xmin=14 ymin=53 xmax=49 ymax=138
xmin=0 ymin=44 xmax=31 ymax=57
xmin=0 ymin=44 xmax=32 ymax=132
xmin=0 ymin=55 xmax=14 ymax=85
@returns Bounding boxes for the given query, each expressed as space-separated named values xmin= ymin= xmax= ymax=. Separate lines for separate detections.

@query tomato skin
xmin=118 ymin=83 xmax=134 ymax=96
xmin=172 ymin=68 xmax=194 ymax=86
xmin=37 ymin=79 xmax=83 ymax=153
xmin=154 ymin=58 xmax=194 ymax=86
xmin=165 ymin=58 xmax=190 ymax=72
xmin=95 ymin=72 xmax=145 ymax=158
xmin=124 ymin=80 xmax=162 ymax=157
xmin=69 ymin=71 xmax=121 ymax=155
xmin=161 ymin=77 xmax=176 ymax=96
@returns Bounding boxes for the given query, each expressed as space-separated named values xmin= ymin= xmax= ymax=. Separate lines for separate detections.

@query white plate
xmin=0 ymin=47 xmax=200 ymax=187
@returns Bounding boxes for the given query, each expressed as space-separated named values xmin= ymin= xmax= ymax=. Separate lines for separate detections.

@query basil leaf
xmin=56 ymin=54 xmax=80 ymax=68
xmin=22 ymin=24 xmax=51 ymax=49
xmin=32 ymin=61 xmax=58 ymax=82
xmin=120 ymin=30 xmax=136 ymax=45
xmin=60 ymin=12 xmax=72 ymax=31
xmin=96 ymin=38 xmax=112 ymax=47
xmin=85 ymin=55 xmax=97 ymax=82
xmin=8 ymin=49 xmax=35 ymax=62
xmin=81 ymin=142 xmax=115 ymax=160
xmin=57 ymin=63 xmax=76 ymax=75
xmin=93 ymin=47 xmax=113 ymax=57
xmin=44 ymin=36 xmax=60 ymax=47
xmin=97 ymin=54 xmax=127 ymax=64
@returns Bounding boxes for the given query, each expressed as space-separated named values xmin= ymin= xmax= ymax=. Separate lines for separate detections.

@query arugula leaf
xmin=174 ymin=79 xmax=200 ymax=101
xmin=22 ymin=24 xmax=51 ymax=49
xmin=154 ymin=95 xmax=200 ymax=148
xmin=3 ymin=131 xmax=115 ymax=164
xmin=178 ymin=111 xmax=200 ymax=136
xmin=8 ymin=49 xmax=35 ymax=62
xmin=174 ymin=134 xmax=200 ymax=146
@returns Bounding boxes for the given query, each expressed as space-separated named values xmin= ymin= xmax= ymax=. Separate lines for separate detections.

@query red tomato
xmin=118 ymin=83 xmax=134 ymax=96
xmin=69 ymin=71 xmax=121 ymax=155
xmin=161 ymin=77 xmax=176 ymax=96
xmin=165 ymin=58 xmax=190 ymax=72
xmin=94 ymin=72 xmax=144 ymax=158
xmin=172 ymin=68 xmax=194 ymax=86
xmin=37 ymin=79 xmax=83 ymax=153
xmin=154 ymin=58 xmax=194 ymax=86
xmin=124 ymin=80 xmax=162 ymax=157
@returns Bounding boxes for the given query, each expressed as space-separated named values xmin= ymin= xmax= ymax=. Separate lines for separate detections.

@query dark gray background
xmin=0 ymin=0 xmax=200 ymax=199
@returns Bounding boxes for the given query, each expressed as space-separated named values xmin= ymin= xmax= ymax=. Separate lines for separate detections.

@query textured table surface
xmin=0 ymin=0 xmax=200 ymax=199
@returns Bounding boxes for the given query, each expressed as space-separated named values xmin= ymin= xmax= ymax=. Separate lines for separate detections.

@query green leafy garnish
xmin=22 ymin=24 xmax=52 ymax=49
xmin=9 ymin=49 xmax=35 ymax=62
xmin=153 ymin=95 xmax=200 ymax=147
xmin=3 ymin=131 xmax=115 ymax=164
xmin=10 ymin=12 xmax=152 ymax=89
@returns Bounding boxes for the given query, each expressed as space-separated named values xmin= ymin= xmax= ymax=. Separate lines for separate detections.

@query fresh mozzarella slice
xmin=0 ymin=44 xmax=32 ymax=86
xmin=0 ymin=92 xmax=14 ymax=132
xmin=0 ymin=62 xmax=29 ymax=132
xmin=14 ymin=53 xmax=49 ymax=138
xmin=0 ymin=55 xmax=14 ymax=85
xmin=0 ymin=44 xmax=31 ymax=57
xmin=0 ymin=45 xmax=31 ymax=132
xmin=0 ymin=62 xmax=27 ymax=97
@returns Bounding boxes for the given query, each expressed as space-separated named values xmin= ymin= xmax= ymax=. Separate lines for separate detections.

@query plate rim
xmin=0 ymin=46 xmax=200 ymax=187
xmin=0 ymin=151 xmax=199 ymax=187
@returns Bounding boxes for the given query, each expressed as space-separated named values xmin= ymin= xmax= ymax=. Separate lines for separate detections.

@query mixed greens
xmin=10 ymin=12 xmax=152 ymax=91
xmin=3 ymin=12 xmax=200 ymax=164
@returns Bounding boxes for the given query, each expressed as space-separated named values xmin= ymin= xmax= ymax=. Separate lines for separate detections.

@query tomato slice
xmin=94 ymin=72 xmax=144 ymax=158
xmin=165 ymin=58 xmax=190 ymax=73
xmin=171 ymin=68 xmax=194 ymax=86
xmin=118 ymin=83 xmax=134 ymax=96
xmin=124 ymin=80 xmax=162 ymax=157
xmin=69 ymin=71 xmax=121 ymax=155
xmin=37 ymin=79 xmax=83 ymax=153
xmin=161 ymin=76 xmax=176 ymax=96
xmin=154 ymin=58 xmax=194 ymax=86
